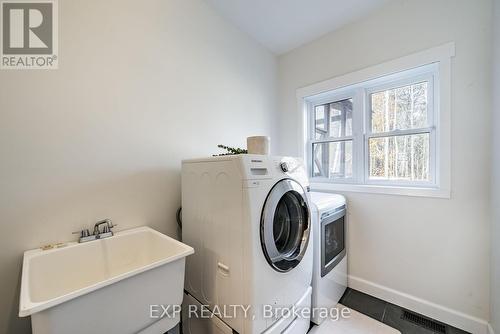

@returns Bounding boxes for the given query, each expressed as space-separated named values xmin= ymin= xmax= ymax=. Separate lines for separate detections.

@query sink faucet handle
xmin=105 ymin=219 xmax=116 ymax=228
xmin=72 ymin=229 xmax=91 ymax=238
xmin=104 ymin=222 xmax=117 ymax=233
xmin=104 ymin=220 xmax=117 ymax=229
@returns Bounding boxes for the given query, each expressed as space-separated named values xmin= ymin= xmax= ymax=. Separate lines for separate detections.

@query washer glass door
xmin=261 ymin=179 xmax=310 ymax=272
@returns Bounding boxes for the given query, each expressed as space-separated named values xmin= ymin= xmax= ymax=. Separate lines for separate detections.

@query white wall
xmin=0 ymin=0 xmax=276 ymax=333
xmin=277 ymin=0 xmax=492 ymax=331
xmin=491 ymin=0 xmax=500 ymax=332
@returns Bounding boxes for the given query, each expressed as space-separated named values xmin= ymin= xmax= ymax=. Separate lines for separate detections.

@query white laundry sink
xmin=19 ymin=226 xmax=194 ymax=334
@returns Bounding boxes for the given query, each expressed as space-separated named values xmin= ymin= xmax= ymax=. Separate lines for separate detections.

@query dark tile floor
xmin=339 ymin=288 xmax=470 ymax=334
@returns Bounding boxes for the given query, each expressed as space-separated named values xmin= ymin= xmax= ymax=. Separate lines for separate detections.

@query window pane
xmin=371 ymin=82 xmax=428 ymax=133
xmin=312 ymin=141 xmax=353 ymax=179
xmin=329 ymin=99 xmax=353 ymax=137
xmin=315 ymin=98 xmax=353 ymax=139
xmin=314 ymin=105 xmax=327 ymax=139
xmin=369 ymin=133 xmax=430 ymax=182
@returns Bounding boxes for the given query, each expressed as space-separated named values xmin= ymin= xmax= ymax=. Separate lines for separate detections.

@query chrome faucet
xmin=73 ymin=219 xmax=117 ymax=243
xmin=93 ymin=219 xmax=115 ymax=238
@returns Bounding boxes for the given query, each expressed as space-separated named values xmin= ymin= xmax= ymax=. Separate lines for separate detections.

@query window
xmin=298 ymin=43 xmax=455 ymax=198
xmin=306 ymin=65 xmax=437 ymax=190
xmin=366 ymin=79 xmax=434 ymax=185
xmin=312 ymin=99 xmax=353 ymax=180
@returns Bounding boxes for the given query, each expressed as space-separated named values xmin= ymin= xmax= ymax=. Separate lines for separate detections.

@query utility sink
xmin=19 ymin=226 xmax=194 ymax=334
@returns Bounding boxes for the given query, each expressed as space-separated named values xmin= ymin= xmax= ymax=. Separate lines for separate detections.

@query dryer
xmin=310 ymin=192 xmax=347 ymax=325
xmin=181 ymin=155 xmax=313 ymax=334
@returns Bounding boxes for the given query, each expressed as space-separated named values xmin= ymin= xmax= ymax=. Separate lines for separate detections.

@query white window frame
xmin=297 ymin=43 xmax=455 ymax=198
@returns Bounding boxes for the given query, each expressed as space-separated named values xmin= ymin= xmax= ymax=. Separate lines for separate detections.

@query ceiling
xmin=205 ymin=0 xmax=390 ymax=55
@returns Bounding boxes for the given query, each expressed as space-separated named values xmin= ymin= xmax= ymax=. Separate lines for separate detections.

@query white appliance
xmin=310 ymin=192 xmax=347 ymax=325
xmin=181 ymin=155 xmax=313 ymax=334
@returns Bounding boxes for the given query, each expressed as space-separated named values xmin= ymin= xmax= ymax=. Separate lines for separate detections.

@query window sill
xmin=309 ymin=182 xmax=450 ymax=199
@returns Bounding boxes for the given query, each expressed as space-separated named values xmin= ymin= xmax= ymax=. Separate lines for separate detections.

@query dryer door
xmin=260 ymin=179 xmax=310 ymax=272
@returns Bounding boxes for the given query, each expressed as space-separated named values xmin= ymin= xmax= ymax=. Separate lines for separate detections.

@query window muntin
xmin=307 ymin=66 xmax=437 ymax=188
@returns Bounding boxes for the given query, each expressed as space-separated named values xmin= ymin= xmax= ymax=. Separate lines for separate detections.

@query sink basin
xmin=19 ymin=226 xmax=194 ymax=334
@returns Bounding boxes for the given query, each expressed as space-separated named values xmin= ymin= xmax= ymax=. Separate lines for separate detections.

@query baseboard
xmin=348 ymin=275 xmax=489 ymax=334
xmin=488 ymin=323 xmax=495 ymax=334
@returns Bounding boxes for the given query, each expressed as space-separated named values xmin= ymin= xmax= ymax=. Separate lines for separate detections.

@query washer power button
xmin=280 ymin=162 xmax=289 ymax=172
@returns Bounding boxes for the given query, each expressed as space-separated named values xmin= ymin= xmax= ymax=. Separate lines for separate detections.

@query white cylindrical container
xmin=247 ymin=136 xmax=270 ymax=155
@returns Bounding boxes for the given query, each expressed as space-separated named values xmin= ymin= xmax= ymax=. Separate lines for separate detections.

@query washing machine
xmin=310 ymin=192 xmax=347 ymax=325
xmin=181 ymin=155 xmax=313 ymax=334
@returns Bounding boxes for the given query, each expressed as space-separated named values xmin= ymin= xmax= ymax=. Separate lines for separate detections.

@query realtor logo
xmin=1 ymin=0 xmax=58 ymax=69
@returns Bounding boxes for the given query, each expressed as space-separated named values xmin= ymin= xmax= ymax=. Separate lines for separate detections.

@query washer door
xmin=260 ymin=179 xmax=310 ymax=272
